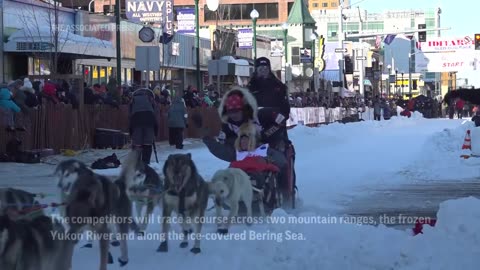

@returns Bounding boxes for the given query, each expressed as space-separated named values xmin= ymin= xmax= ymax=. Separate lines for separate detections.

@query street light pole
xmin=310 ymin=33 xmax=317 ymax=91
xmin=401 ymin=72 xmax=404 ymax=97
xmin=250 ymin=9 xmax=259 ymax=60
xmin=282 ymin=22 xmax=288 ymax=83
xmin=387 ymin=65 xmax=391 ymax=97
xmin=195 ymin=0 xmax=201 ymax=92
xmin=338 ymin=0 xmax=345 ymax=93
xmin=379 ymin=62 xmax=383 ymax=96
xmin=395 ymin=68 xmax=398 ymax=96
xmin=115 ymin=0 xmax=121 ymax=86
xmin=0 ymin=0 xmax=5 ymax=83
xmin=408 ymin=53 xmax=413 ymax=97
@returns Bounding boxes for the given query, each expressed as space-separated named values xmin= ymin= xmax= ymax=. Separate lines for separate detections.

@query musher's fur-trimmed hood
xmin=218 ymin=86 xmax=258 ymax=123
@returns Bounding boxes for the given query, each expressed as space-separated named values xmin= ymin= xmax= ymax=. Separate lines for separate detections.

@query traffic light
xmin=418 ymin=24 xmax=426 ymax=42
xmin=475 ymin=34 xmax=480 ymax=50
xmin=344 ymin=56 xmax=353 ymax=74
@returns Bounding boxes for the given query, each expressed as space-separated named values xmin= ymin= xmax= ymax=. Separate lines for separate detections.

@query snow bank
xmin=70 ymin=197 xmax=480 ymax=270
xmin=404 ymin=119 xmax=480 ymax=180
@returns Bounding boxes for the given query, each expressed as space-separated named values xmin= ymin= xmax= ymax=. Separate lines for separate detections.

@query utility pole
xmin=115 ymin=0 xmax=121 ymax=86
xmin=0 ymin=0 xmax=5 ymax=83
xmin=358 ymin=47 xmax=365 ymax=96
xmin=195 ymin=0 xmax=201 ymax=92
xmin=408 ymin=37 xmax=414 ymax=97
xmin=338 ymin=0 xmax=345 ymax=95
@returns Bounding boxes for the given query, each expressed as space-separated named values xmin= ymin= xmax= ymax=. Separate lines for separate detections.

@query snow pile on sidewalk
xmin=405 ymin=119 xmax=480 ymax=180
xmin=69 ymin=197 xmax=480 ymax=270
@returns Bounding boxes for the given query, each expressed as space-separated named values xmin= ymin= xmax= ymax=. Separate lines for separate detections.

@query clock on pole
xmin=139 ymin=27 xmax=155 ymax=43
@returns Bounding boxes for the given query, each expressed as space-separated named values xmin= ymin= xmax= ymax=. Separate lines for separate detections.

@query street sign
xmin=356 ymin=56 xmax=367 ymax=60
xmin=335 ymin=48 xmax=347 ymax=53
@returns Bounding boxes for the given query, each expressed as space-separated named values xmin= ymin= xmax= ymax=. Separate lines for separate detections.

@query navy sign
xmin=126 ymin=0 xmax=174 ymax=33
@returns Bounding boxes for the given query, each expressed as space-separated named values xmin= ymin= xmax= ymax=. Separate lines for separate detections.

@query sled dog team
xmin=0 ymin=148 xmax=261 ymax=270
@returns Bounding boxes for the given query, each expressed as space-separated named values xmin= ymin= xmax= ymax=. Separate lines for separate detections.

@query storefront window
xmin=92 ymin=66 xmax=99 ymax=85
xmin=121 ymin=68 xmax=125 ymax=84
xmin=28 ymin=57 xmax=51 ymax=75
xmin=126 ymin=69 xmax=132 ymax=85
xmin=99 ymin=67 xmax=107 ymax=84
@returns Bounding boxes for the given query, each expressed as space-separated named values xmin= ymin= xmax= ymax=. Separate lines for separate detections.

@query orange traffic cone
xmin=462 ymin=130 xmax=471 ymax=150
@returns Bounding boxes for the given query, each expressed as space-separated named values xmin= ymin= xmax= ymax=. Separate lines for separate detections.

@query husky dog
xmin=0 ymin=188 xmax=44 ymax=220
xmin=209 ymin=168 xmax=262 ymax=234
xmin=54 ymin=160 xmax=120 ymax=250
xmin=157 ymin=153 xmax=209 ymax=254
xmin=56 ymin=150 xmax=141 ymax=270
xmin=127 ymin=158 xmax=163 ymax=235
xmin=0 ymin=214 xmax=65 ymax=270
xmin=234 ymin=120 xmax=259 ymax=152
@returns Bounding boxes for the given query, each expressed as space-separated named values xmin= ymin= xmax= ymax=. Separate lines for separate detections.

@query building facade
xmin=311 ymin=7 xmax=444 ymax=98
xmin=1 ymin=0 xmax=211 ymax=90
xmin=308 ymin=0 xmax=348 ymax=12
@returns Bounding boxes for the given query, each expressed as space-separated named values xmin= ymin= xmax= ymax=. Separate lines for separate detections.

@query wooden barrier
xmin=0 ymin=104 xmax=222 ymax=153
xmin=0 ymin=104 xmax=366 ymax=153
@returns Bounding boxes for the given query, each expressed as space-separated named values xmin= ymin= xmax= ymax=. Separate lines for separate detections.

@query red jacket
xmin=456 ymin=99 xmax=465 ymax=110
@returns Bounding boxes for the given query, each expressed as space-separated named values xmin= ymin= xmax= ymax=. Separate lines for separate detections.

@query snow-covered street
xmin=2 ymin=114 xmax=480 ymax=269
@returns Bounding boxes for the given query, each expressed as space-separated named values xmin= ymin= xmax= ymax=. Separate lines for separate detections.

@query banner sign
xmin=300 ymin=48 xmax=311 ymax=63
xmin=415 ymin=51 xmax=480 ymax=72
xmin=176 ymin=8 xmax=195 ymax=34
xmin=322 ymin=42 xmax=341 ymax=70
xmin=126 ymin=0 xmax=174 ymax=32
xmin=270 ymin=39 xmax=284 ymax=57
xmin=419 ymin=36 xmax=475 ymax=52
xmin=238 ymin=28 xmax=253 ymax=49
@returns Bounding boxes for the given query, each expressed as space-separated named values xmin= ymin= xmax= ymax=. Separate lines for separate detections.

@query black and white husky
xmin=127 ymin=157 xmax=163 ymax=235
xmin=54 ymin=150 xmax=143 ymax=270
xmin=157 ymin=153 xmax=210 ymax=254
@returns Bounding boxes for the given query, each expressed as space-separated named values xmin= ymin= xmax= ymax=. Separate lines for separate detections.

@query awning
xmin=319 ymin=70 xmax=340 ymax=82
xmin=4 ymin=26 xmax=115 ymax=59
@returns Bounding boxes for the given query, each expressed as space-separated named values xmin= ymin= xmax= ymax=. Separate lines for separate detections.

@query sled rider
xmin=247 ymin=57 xmax=291 ymax=152
xmin=201 ymin=86 xmax=288 ymax=187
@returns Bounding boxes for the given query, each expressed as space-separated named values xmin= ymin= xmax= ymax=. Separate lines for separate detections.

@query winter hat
xmin=225 ymin=93 xmax=244 ymax=111
xmin=254 ymin=57 xmax=271 ymax=69
xmin=20 ymin=78 xmax=34 ymax=93
xmin=23 ymin=78 xmax=33 ymax=89
xmin=43 ymin=82 xmax=57 ymax=96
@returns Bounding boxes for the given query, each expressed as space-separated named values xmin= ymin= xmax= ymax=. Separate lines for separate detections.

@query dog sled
xmin=229 ymin=140 xmax=297 ymax=214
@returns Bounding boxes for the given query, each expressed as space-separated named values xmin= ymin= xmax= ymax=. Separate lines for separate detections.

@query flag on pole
xmin=384 ymin=34 xmax=397 ymax=45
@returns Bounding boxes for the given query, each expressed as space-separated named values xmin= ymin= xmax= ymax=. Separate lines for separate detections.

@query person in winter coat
xmin=0 ymin=80 xmax=21 ymax=132
xmin=456 ymin=98 xmax=465 ymax=119
xmin=129 ymin=88 xmax=158 ymax=164
xmin=247 ymin=57 xmax=291 ymax=152
xmin=382 ymin=100 xmax=391 ymax=120
xmin=12 ymin=78 xmax=34 ymax=114
xmin=200 ymin=86 xmax=288 ymax=191
xmin=19 ymin=78 xmax=39 ymax=109
xmin=373 ymin=96 xmax=381 ymax=121
xmin=167 ymin=90 xmax=187 ymax=149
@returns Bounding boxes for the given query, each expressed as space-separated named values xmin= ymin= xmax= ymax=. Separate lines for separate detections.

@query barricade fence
xmin=0 ymin=104 xmax=374 ymax=153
